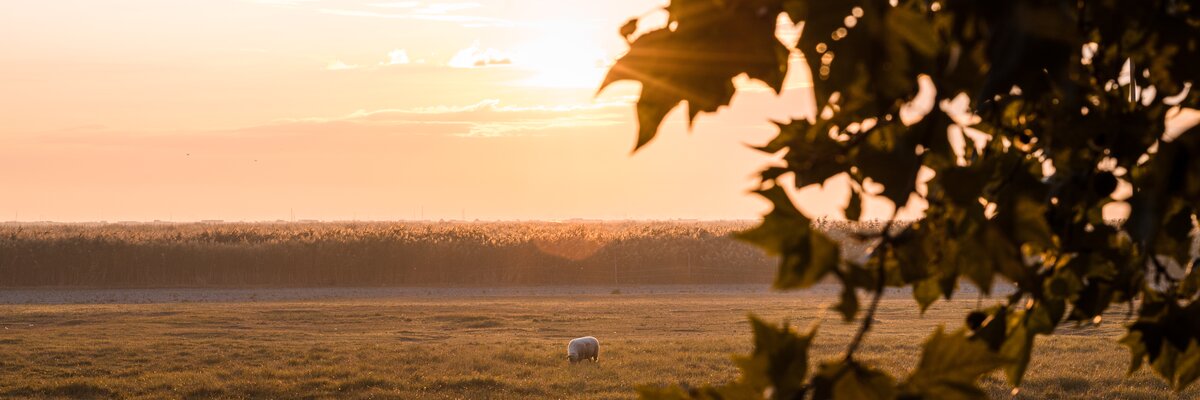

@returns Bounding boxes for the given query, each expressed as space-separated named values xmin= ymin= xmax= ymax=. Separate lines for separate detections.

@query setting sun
xmin=516 ymin=36 xmax=610 ymax=88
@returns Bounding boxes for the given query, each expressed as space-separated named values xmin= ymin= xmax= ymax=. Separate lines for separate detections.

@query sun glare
xmin=514 ymin=36 xmax=609 ymax=88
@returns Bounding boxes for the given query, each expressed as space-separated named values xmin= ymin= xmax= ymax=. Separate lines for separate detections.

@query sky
xmin=2 ymin=0 xmax=878 ymax=222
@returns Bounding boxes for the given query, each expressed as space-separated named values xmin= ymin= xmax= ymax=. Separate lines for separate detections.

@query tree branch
xmin=844 ymin=216 xmax=897 ymax=361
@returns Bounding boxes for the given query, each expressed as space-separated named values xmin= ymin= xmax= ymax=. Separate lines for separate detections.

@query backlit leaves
xmin=640 ymin=316 xmax=816 ymax=400
xmin=811 ymin=359 xmax=897 ymax=400
xmin=615 ymin=0 xmax=1200 ymax=398
xmin=851 ymin=122 xmax=921 ymax=206
xmin=1182 ymin=260 xmax=1200 ymax=300
xmin=845 ymin=190 xmax=863 ymax=222
xmin=797 ymin=0 xmax=937 ymax=121
xmin=901 ymin=327 xmax=1011 ymax=400
xmin=758 ymin=119 xmax=851 ymax=187
xmin=736 ymin=316 xmax=817 ymax=399
xmin=1122 ymin=297 xmax=1200 ymax=391
xmin=737 ymin=186 xmax=841 ymax=290
xmin=600 ymin=0 xmax=789 ymax=150
xmin=834 ymin=285 xmax=859 ymax=322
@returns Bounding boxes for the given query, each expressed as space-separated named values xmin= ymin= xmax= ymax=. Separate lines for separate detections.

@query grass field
xmin=0 ymin=286 xmax=1195 ymax=399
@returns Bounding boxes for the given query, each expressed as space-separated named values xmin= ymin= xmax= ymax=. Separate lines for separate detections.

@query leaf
xmin=1127 ymin=130 xmax=1200 ymax=259
xmin=634 ymin=93 xmax=684 ymax=150
xmin=913 ymin=108 xmax=956 ymax=171
xmin=1120 ymin=330 xmax=1149 ymax=375
xmin=1175 ymin=340 xmax=1200 ymax=392
xmin=1118 ymin=298 xmax=1200 ymax=390
xmin=913 ymin=277 xmax=941 ymax=313
xmin=796 ymin=0 xmax=933 ymax=119
xmin=990 ymin=164 xmax=1054 ymax=254
xmin=841 ymin=261 xmax=879 ymax=291
xmin=736 ymin=186 xmax=841 ymax=290
xmin=811 ymin=359 xmax=897 ymax=400
xmin=999 ymin=310 xmax=1034 ymax=386
xmin=734 ymin=316 xmax=817 ymax=399
xmin=834 ymin=285 xmax=859 ymax=322
xmin=1159 ymin=206 xmax=1197 ymax=266
xmin=979 ymin=224 xmax=1028 ymax=290
xmin=1027 ymin=299 xmax=1064 ymax=335
xmin=885 ymin=0 xmax=938 ymax=58
xmin=935 ymin=166 xmax=990 ymax=207
xmin=1067 ymin=280 xmax=1114 ymax=323
xmin=1042 ymin=268 xmax=1082 ymax=302
xmin=974 ymin=1 xmax=1078 ymax=106
xmin=761 ymin=119 xmax=851 ymax=188
xmin=1153 ymin=340 xmax=1182 ymax=389
xmin=845 ymin=189 xmax=863 ymax=221
xmin=901 ymin=327 xmax=1010 ymax=400
xmin=852 ymin=122 xmax=921 ymax=207
xmin=890 ymin=226 xmax=933 ymax=284
xmin=602 ymin=2 xmax=789 ymax=150
xmin=1181 ymin=259 xmax=1200 ymax=300
xmin=969 ymin=306 xmax=1008 ymax=352
xmin=782 ymin=0 xmax=806 ymax=24
xmin=948 ymin=224 xmax=1024 ymax=294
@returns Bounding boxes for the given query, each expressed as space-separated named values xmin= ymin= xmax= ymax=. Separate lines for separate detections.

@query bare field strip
xmin=0 ymin=287 xmax=1194 ymax=399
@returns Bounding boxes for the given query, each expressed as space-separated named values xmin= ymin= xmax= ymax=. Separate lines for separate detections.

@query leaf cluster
xmin=607 ymin=0 xmax=1200 ymax=398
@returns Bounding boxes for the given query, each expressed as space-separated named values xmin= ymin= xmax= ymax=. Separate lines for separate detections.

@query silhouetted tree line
xmin=0 ymin=221 xmax=789 ymax=287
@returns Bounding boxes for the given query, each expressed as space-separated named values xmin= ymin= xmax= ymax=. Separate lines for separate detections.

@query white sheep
xmin=566 ymin=336 xmax=600 ymax=363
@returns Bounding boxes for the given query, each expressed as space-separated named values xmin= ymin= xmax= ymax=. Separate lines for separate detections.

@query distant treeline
xmin=0 ymin=221 xmax=799 ymax=288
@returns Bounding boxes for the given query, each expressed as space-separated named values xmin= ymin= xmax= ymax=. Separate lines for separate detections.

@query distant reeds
xmin=0 ymin=221 xmax=822 ymax=287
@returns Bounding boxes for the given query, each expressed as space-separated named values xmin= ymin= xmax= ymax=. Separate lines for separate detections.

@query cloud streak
xmin=251 ymin=0 xmax=318 ymax=6
xmin=326 ymin=60 xmax=359 ymax=70
xmin=23 ymin=99 xmax=635 ymax=148
xmin=447 ymin=42 xmax=513 ymax=68
xmin=413 ymin=2 xmax=481 ymax=14
xmin=304 ymin=99 xmax=631 ymax=137
xmin=368 ymin=1 xmax=420 ymax=8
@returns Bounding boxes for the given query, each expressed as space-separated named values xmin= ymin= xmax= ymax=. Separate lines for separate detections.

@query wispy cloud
xmin=330 ymin=49 xmax=428 ymax=70
xmin=448 ymin=42 xmax=512 ymax=68
xmin=251 ymin=0 xmax=318 ymax=5
xmin=382 ymin=49 xmax=411 ymax=65
xmin=414 ymin=2 xmax=481 ymax=14
xmin=368 ymin=1 xmax=420 ymax=8
xmin=282 ymin=99 xmax=632 ymax=137
xmin=24 ymin=99 xmax=635 ymax=152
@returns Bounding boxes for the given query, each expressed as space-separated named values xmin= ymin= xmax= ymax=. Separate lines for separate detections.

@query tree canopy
xmin=601 ymin=0 xmax=1200 ymax=398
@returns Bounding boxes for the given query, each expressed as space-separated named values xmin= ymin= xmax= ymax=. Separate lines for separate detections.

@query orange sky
xmin=0 ymin=0 xmax=906 ymax=222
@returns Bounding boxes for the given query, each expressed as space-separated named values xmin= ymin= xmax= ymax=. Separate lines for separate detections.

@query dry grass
xmin=0 ymin=287 xmax=1195 ymax=399
xmin=0 ymin=221 xmax=775 ymax=287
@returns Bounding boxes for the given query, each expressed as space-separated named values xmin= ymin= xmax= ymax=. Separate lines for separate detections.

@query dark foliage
xmin=605 ymin=0 xmax=1200 ymax=397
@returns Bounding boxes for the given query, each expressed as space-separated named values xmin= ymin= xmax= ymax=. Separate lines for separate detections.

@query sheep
xmin=566 ymin=336 xmax=600 ymax=363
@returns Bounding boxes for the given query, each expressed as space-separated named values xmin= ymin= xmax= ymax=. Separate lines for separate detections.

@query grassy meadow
xmin=1 ymin=287 xmax=1194 ymax=400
